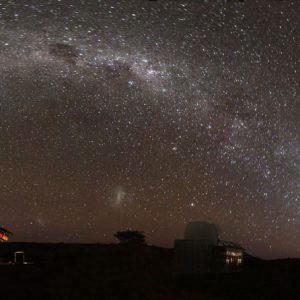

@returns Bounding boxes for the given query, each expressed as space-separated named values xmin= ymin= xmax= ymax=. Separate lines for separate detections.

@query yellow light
xmin=1 ymin=234 xmax=8 ymax=241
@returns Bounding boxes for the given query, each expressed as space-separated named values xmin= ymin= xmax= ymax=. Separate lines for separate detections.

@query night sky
xmin=0 ymin=0 xmax=299 ymax=258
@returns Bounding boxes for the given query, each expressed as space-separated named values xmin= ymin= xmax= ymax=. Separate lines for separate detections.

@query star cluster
xmin=0 ymin=0 xmax=299 ymax=258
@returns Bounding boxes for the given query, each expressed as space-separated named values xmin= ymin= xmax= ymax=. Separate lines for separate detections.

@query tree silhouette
xmin=114 ymin=230 xmax=146 ymax=245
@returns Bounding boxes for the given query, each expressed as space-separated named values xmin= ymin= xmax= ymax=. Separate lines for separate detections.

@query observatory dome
xmin=184 ymin=221 xmax=219 ymax=245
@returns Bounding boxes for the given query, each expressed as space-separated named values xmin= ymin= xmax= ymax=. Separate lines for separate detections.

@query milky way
xmin=0 ymin=0 xmax=299 ymax=258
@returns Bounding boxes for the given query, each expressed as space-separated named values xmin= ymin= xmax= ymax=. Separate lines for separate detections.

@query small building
xmin=0 ymin=227 xmax=13 ymax=242
xmin=175 ymin=221 xmax=244 ymax=275
xmin=14 ymin=251 xmax=25 ymax=265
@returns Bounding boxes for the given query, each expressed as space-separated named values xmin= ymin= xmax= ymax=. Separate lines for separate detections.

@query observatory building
xmin=174 ymin=221 xmax=244 ymax=274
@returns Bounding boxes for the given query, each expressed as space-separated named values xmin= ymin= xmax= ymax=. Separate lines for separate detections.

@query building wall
xmin=175 ymin=241 xmax=244 ymax=274
xmin=174 ymin=240 xmax=214 ymax=274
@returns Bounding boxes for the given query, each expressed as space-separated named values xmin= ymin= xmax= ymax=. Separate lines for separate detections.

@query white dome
xmin=184 ymin=221 xmax=219 ymax=245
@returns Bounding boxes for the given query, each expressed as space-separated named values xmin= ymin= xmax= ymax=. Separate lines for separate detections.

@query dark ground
xmin=0 ymin=243 xmax=299 ymax=300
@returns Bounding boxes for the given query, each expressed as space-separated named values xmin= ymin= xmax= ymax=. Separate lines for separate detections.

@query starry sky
xmin=0 ymin=0 xmax=299 ymax=258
